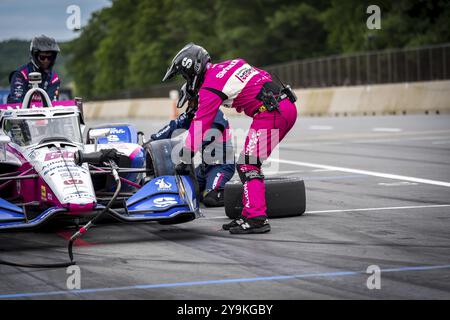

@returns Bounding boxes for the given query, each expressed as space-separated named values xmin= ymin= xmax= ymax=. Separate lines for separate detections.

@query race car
xmin=0 ymin=73 xmax=200 ymax=231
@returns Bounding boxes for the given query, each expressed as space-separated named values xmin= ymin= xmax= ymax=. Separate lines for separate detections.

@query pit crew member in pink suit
xmin=162 ymin=43 xmax=298 ymax=234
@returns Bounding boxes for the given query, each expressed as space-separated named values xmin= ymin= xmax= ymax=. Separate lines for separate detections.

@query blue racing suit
xmin=151 ymin=109 xmax=235 ymax=206
xmin=7 ymin=62 xmax=60 ymax=104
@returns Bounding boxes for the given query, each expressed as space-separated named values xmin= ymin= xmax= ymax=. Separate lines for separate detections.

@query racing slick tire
xmin=144 ymin=139 xmax=175 ymax=177
xmin=144 ymin=138 xmax=195 ymax=177
xmin=224 ymin=177 xmax=306 ymax=219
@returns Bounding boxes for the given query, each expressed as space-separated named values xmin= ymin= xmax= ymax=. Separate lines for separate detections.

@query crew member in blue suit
xmin=150 ymin=83 xmax=235 ymax=207
xmin=8 ymin=35 xmax=61 ymax=104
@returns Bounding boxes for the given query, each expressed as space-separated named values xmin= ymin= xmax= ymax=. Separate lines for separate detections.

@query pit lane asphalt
xmin=1 ymin=114 xmax=449 ymax=299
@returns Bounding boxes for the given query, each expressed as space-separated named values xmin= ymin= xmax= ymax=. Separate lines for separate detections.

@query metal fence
xmin=265 ymin=43 xmax=450 ymax=88
xmin=94 ymin=43 xmax=450 ymax=100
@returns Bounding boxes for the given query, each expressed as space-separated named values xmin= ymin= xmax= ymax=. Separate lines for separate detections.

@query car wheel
xmin=144 ymin=139 xmax=194 ymax=177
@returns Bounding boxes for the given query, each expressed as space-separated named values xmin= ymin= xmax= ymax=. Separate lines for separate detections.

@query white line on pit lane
xmin=305 ymin=204 xmax=450 ymax=214
xmin=203 ymin=204 xmax=450 ymax=219
xmin=269 ymin=158 xmax=450 ymax=187
xmin=378 ymin=181 xmax=418 ymax=186
xmin=353 ymin=135 xmax=450 ymax=144
xmin=432 ymin=140 xmax=450 ymax=145
xmin=264 ymin=170 xmax=309 ymax=175
xmin=372 ymin=128 xmax=403 ymax=132
xmin=263 ymin=169 xmax=336 ymax=175
xmin=309 ymin=125 xmax=334 ymax=130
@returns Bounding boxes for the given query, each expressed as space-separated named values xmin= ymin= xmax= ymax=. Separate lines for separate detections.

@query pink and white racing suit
xmin=185 ymin=58 xmax=297 ymax=219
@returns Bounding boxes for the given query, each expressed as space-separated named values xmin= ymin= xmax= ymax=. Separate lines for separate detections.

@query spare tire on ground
xmin=224 ymin=177 xmax=306 ymax=219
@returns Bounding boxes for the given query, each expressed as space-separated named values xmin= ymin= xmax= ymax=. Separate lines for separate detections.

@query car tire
xmin=224 ymin=176 xmax=306 ymax=219
xmin=144 ymin=138 xmax=194 ymax=177
xmin=144 ymin=139 xmax=176 ymax=177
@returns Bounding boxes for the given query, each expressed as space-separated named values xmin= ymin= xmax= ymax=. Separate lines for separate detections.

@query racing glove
xmin=174 ymin=161 xmax=193 ymax=176
xmin=99 ymin=148 xmax=122 ymax=164
xmin=175 ymin=146 xmax=200 ymax=198
xmin=174 ymin=147 xmax=195 ymax=176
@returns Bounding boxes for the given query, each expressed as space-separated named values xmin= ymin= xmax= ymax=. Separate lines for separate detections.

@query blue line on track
xmin=1 ymin=264 xmax=450 ymax=299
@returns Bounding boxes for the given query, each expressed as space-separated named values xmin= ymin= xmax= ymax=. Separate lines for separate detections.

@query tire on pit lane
xmin=224 ymin=177 xmax=306 ymax=219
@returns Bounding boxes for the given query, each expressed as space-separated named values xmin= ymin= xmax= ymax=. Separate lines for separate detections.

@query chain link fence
xmin=265 ymin=43 xmax=450 ymax=88
xmin=93 ymin=43 xmax=450 ymax=100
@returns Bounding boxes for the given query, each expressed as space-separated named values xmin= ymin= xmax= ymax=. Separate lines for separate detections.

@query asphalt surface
xmin=1 ymin=114 xmax=449 ymax=299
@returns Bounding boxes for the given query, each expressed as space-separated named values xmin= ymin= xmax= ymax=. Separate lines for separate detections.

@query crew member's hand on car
xmin=174 ymin=161 xmax=192 ymax=176
xmin=175 ymin=147 xmax=195 ymax=176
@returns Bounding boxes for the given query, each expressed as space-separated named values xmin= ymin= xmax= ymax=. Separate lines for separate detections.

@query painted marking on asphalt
xmin=266 ymin=173 xmax=364 ymax=181
xmin=353 ymin=136 xmax=450 ymax=144
xmin=1 ymin=264 xmax=449 ymax=299
xmin=432 ymin=140 xmax=450 ymax=145
xmin=309 ymin=125 xmax=334 ymax=130
xmin=264 ymin=170 xmax=309 ymax=175
xmin=204 ymin=204 xmax=450 ymax=219
xmin=378 ymin=181 xmax=419 ymax=186
xmin=303 ymin=175 xmax=365 ymax=181
xmin=270 ymin=158 xmax=450 ymax=187
xmin=372 ymin=128 xmax=402 ymax=132
xmin=305 ymin=204 xmax=450 ymax=214
xmin=281 ymin=142 xmax=344 ymax=149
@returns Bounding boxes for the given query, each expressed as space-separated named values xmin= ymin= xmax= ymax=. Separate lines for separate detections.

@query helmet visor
xmin=162 ymin=62 xmax=177 ymax=82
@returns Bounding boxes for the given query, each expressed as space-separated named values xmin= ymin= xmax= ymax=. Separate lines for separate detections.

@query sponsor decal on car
xmin=155 ymin=178 xmax=172 ymax=190
xmin=64 ymin=179 xmax=83 ymax=185
xmin=63 ymin=193 xmax=95 ymax=203
xmin=44 ymin=151 xmax=74 ymax=162
xmin=109 ymin=128 xmax=126 ymax=134
xmin=153 ymin=197 xmax=178 ymax=208
xmin=107 ymin=135 xmax=120 ymax=142
xmin=41 ymin=185 xmax=47 ymax=200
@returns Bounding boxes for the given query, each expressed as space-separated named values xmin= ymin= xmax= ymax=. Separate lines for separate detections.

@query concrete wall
xmin=84 ymin=80 xmax=450 ymax=120
xmin=296 ymin=80 xmax=450 ymax=117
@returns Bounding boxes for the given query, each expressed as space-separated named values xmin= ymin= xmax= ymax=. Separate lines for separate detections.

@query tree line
xmin=1 ymin=0 xmax=448 ymax=98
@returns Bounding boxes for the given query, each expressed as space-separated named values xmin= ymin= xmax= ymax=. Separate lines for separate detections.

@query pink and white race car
xmin=0 ymin=74 xmax=200 ymax=231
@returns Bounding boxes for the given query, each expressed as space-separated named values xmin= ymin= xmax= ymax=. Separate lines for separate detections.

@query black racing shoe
xmin=222 ymin=216 xmax=246 ymax=231
xmin=203 ymin=189 xmax=224 ymax=207
xmin=229 ymin=216 xmax=271 ymax=234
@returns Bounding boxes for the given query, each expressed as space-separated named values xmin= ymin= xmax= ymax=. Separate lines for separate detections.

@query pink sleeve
xmin=185 ymin=88 xmax=223 ymax=153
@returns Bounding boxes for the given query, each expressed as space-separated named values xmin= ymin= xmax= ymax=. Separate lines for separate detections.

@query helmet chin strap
xmin=30 ymin=53 xmax=40 ymax=70
xmin=191 ymin=74 xmax=198 ymax=93
xmin=190 ymin=72 xmax=206 ymax=96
